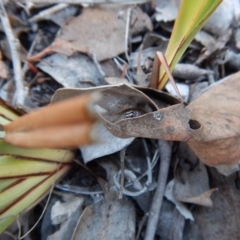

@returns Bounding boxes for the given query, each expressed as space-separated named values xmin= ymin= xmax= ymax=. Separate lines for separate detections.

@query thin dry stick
xmin=22 ymin=31 xmax=42 ymax=80
xmin=124 ymin=7 xmax=132 ymax=63
xmin=55 ymin=184 xmax=103 ymax=195
xmin=124 ymin=7 xmax=134 ymax=84
xmin=142 ymin=139 xmax=152 ymax=185
xmin=136 ymin=213 xmax=148 ymax=240
xmin=29 ymin=3 xmax=68 ymax=22
xmin=0 ymin=0 xmax=25 ymax=106
xmin=90 ymin=52 xmax=106 ymax=78
xmin=156 ymin=52 xmax=183 ymax=102
xmin=144 ymin=140 xmax=172 ymax=240
xmin=114 ymin=167 xmax=148 ymax=197
xmin=119 ymin=148 xmax=126 ymax=199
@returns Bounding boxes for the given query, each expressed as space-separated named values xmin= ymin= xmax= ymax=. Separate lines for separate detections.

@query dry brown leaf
xmin=29 ymin=6 xmax=152 ymax=62
xmin=51 ymin=83 xmax=180 ymax=131
xmin=186 ymin=72 xmax=240 ymax=174
xmin=173 ymin=143 xmax=215 ymax=207
xmin=193 ymin=169 xmax=240 ymax=240
xmin=52 ymin=71 xmax=240 ymax=175
xmin=103 ymin=72 xmax=240 ymax=175
xmin=178 ymin=188 xmax=217 ymax=207
xmin=51 ymin=84 xmax=178 ymax=162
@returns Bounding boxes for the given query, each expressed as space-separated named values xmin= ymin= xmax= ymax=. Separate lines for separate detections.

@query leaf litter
xmin=0 ymin=1 xmax=240 ymax=240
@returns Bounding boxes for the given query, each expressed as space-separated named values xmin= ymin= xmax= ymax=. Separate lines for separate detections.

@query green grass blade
xmin=0 ymin=179 xmax=18 ymax=192
xmin=0 ymin=176 xmax=46 ymax=210
xmin=0 ymin=155 xmax=65 ymax=177
xmin=0 ymin=165 xmax=70 ymax=233
xmin=158 ymin=0 xmax=222 ymax=89
xmin=0 ymin=99 xmax=75 ymax=233
xmin=0 ymin=140 xmax=74 ymax=163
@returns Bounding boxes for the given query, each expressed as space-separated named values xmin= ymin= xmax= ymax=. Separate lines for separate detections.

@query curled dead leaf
xmin=193 ymin=169 xmax=240 ymax=240
xmin=52 ymin=71 xmax=240 ymax=175
xmin=177 ymin=188 xmax=217 ymax=207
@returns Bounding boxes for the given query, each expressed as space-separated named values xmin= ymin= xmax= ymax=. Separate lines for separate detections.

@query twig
xmin=119 ymin=148 xmax=126 ymax=199
xmin=124 ymin=7 xmax=133 ymax=65
xmin=123 ymin=7 xmax=134 ymax=84
xmin=142 ymin=139 xmax=152 ymax=185
xmin=144 ymin=140 xmax=172 ymax=240
xmin=207 ymin=67 xmax=215 ymax=85
xmin=124 ymin=149 xmax=158 ymax=188
xmin=22 ymin=31 xmax=42 ymax=78
xmin=29 ymin=3 xmax=68 ymax=22
xmin=16 ymin=2 xmax=34 ymax=15
xmin=136 ymin=213 xmax=148 ymax=240
xmin=90 ymin=52 xmax=106 ymax=78
xmin=55 ymin=184 xmax=103 ymax=195
xmin=156 ymin=52 xmax=183 ymax=102
xmin=114 ymin=169 xmax=147 ymax=197
xmin=0 ymin=0 xmax=25 ymax=106
xmin=113 ymin=148 xmax=159 ymax=197
xmin=113 ymin=56 xmax=132 ymax=82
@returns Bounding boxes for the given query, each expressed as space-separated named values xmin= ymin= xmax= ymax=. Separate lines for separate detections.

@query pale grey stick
xmin=22 ymin=31 xmax=42 ymax=77
xmin=119 ymin=148 xmax=126 ymax=199
xmin=29 ymin=3 xmax=68 ymax=22
xmin=142 ymin=139 xmax=153 ymax=185
xmin=0 ymin=0 xmax=25 ymax=106
xmin=144 ymin=140 xmax=172 ymax=240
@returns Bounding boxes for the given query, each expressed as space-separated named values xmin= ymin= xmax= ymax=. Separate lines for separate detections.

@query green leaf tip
xmin=158 ymin=0 xmax=222 ymax=90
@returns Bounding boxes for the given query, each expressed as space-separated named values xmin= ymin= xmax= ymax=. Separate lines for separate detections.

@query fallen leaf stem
xmin=144 ymin=140 xmax=172 ymax=240
xmin=0 ymin=0 xmax=25 ymax=106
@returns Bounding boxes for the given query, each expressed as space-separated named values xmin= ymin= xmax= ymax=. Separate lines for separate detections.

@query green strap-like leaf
xmin=0 ymin=166 xmax=70 ymax=233
xmin=158 ymin=0 xmax=222 ymax=89
xmin=0 ymin=100 xmax=75 ymax=234
xmin=0 ymin=140 xmax=74 ymax=163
